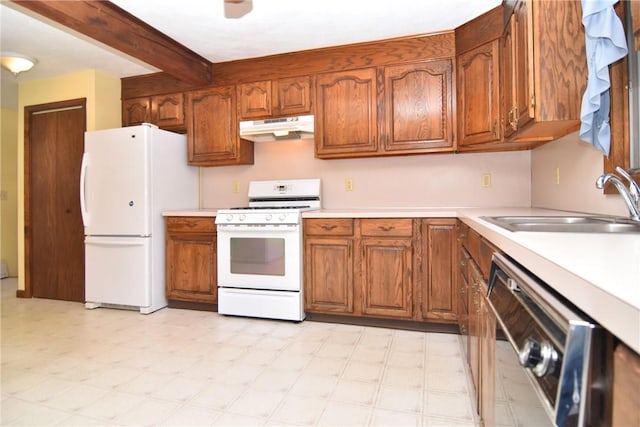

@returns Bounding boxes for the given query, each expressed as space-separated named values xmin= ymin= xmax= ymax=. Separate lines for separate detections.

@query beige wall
xmin=531 ymin=131 xmax=629 ymax=216
xmin=16 ymin=70 xmax=121 ymax=290
xmin=1 ymin=108 xmax=18 ymax=276
xmin=201 ymin=140 xmax=532 ymax=209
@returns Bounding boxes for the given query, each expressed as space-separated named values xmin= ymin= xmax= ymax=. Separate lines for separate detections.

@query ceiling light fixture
xmin=1 ymin=52 xmax=37 ymax=76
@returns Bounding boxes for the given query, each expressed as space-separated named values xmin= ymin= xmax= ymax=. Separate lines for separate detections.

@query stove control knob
xmin=265 ymin=214 xmax=272 ymax=221
xmin=239 ymin=214 xmax=246 ymax=221
xmin=518 ymin=338 xmax=559 ymax=377
xmin=279 ymin=214 xmax=287 ymax=221
xmin=226 ymin=214 xmax=233 ymax=222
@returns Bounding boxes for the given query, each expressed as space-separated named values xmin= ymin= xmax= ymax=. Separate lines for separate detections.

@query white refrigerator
xmin=80 ymin=124 xmax=198 ymax=314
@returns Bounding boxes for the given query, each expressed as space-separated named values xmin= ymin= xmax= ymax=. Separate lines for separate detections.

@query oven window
xmin=230 ymin=237 xmax=285 ymax=276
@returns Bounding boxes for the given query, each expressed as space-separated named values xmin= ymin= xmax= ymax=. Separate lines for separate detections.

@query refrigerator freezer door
xmin=82 ymin=127 xmax=150 ymax=236
xmin=85 ymin=236 xmax=151 ymax=309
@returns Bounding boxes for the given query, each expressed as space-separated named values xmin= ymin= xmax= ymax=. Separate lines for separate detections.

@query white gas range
xmin=215 ymin=179 xmax=321 ymax=321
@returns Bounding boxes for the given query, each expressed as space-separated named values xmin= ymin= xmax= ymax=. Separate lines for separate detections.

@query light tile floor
xmin=1 ymin=278 xmax=478 ymax=426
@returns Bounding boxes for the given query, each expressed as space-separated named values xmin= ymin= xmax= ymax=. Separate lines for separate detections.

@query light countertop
xmin=164 ymin=206 xmax=640 ymax=352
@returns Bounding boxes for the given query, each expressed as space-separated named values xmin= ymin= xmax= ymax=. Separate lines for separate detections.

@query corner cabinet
xmin=456 ymin=40 xmax=501 ymax=149
xmin=503 ymin=0 xmax=586 ymax=143
xmin=122 ymin=93 xmax=185 ymax=131
xmin=419 ymin=219 xmax=458 ymax=322
xmin=382 ymin=60 xmax=454 ymax=154
xmin=315 ymin=68 xmax=379 ymax=158
xmin=238 ymin=76 xmax=313 ymax=120
xmin=165 ymin=216 xmax=218 ymax=307
xmin=185 ymin=86 xmax=254 ymax=166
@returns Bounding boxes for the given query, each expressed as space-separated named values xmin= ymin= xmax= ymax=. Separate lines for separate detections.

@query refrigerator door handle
xmin=85 ymin=237 xmax=147 ymax=247
xmin=80 ymin=153 xmax=89 ymax=227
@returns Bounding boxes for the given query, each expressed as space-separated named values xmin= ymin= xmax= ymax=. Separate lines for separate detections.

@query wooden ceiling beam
xmin=11 ymin=0 xmax=212 ymax=86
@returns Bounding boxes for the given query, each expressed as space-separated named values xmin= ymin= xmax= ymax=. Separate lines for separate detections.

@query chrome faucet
xmin=596 ymin=167 xmax=640 ymax=221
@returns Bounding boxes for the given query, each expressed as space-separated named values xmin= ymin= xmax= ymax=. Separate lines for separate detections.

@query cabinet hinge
xmin=530 ymin=95 xmax=536 ymax=110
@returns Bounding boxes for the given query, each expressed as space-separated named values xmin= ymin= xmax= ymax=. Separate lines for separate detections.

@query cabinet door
xmin=315 ymin=68 xmax=378 ymax=158
xmin=513 ymin=0 xmax=533 ymax=131
xmin=420 ymin=219 xmax=457 ymax=322
xmin=185 ymin=87 xmax=253 ymax=166
xmin=238 ymin=80 xmax=272 ymax=119
xmin=122 ymin=97 xmax=151 ymax=127
xmin=165 ymin=222 xmax=217 ymax=304
xmin=480 ymin=291 xmax=496 ymax=427
xmin=502 ymin=16 xmax=517 ymax=139
xmin=275 ymin=76 xmax=313 ymax=116
xmin=360 ymin=237 xmax=413 ymax=319
xmin=151 ymin=93 xmax=184 ymax=130
xmin=384 ymin=60 xmax=454 ymax=153
xmin=304 ymin=237 xmax=354 ymax=314
xmin=457 ymin=41 xmax=501 ymax=147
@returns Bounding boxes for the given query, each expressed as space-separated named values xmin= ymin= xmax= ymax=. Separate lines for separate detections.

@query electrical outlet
xmin=232 ymin=181 xmax=240 ymax=194
xmin=481 ymin=173 xmax=492 ymax=188
xmin=554 ymin=168 xmax=560 ymax=185
xmin=345 ymin=178 xmax=354 ymax=192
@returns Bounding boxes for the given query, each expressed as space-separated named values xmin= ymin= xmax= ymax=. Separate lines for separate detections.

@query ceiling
xmin=1 ymin=0 xmax=501 ymax=108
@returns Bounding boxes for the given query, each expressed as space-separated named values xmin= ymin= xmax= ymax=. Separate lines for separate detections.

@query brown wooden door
xmin=185 ymin=86 xmax=254 ymax=166
xmin=457 ymin=42 xmax=501 ymax=147
xmin=304 ymin=237 xmax=354 ymax=314
xmin=26 ymin=99 xmax=86 ymax=302
xmin=513 ymin=0 xmax=533 ymax=130
xmin=122 ymin=96 xmax=151 ymax=127
xmin=151 ymin=93 xmax=185 ymax=130
xmin=315 ymin=68 xmax=378 ymax=158
xmin=165 ymin=217 xmax=217 ymax=304
xmin=420 ymin=219 xmax=457 ymax=322
xmin=383 ymin=60 xmax=454 ymax=153
xmin=274 ymin=76 xmax=313 ymax=116
xmin=360 ymin=237 xmax=413 ymax=319
xmin=238 ymin=80 xmax=272 ymax=119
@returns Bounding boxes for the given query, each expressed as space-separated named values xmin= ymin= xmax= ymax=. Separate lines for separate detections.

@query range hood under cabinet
xmin=239 ymin=115 xmax=314 ymax=142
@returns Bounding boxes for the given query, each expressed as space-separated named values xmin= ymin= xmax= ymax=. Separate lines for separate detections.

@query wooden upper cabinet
xmin=238 ymin=80 xmax=272 ymax=119
xmin=185 ymin=86 xmax=254 ymax=166
xmin=151 ymin=93 xmax=184 ymax=130
xmin=510 ymin=0 xmax=534 ymax=134
xmin=315 ymin=68 xmax=378 ymax=158
xmin=457 ymin=41 xmax=501 ymax=148
xmin=274 ymin=76 xmax=313 ymax=116
xmin=383 ymin=60 xmax=454 ymax=153
xmin=122 ymin=97 xmax=151 ymax=127
xmin=505 ymin=0 xmax=586 ymax=143
xmin=123 ymin=93 xmax=185 ymax=131
xmin=238 ymin=76 xmax=312 ymax=120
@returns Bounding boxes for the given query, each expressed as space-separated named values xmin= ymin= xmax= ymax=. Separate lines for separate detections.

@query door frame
xmin=21 ymin=98 xmax=86 ymax=298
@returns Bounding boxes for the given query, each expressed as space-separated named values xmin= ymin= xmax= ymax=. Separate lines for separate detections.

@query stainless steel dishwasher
xmin=487 ymin=253 xmax=609 ymax=427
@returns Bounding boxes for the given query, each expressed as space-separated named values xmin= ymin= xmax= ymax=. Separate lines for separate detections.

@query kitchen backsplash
xmin=531 ymin=132 xmax=629 ymax=217
xmin=200 ymin=140 xmax=532 ymax=209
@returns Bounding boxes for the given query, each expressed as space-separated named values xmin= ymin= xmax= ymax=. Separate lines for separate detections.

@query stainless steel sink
xmin=481 ymin=215 xmax=640 ymax=233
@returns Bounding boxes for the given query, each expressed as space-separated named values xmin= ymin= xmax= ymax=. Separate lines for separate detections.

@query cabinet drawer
xmin=304 ymin=219 xmax=354 ymax=236
xmin=360 ymin=219 xmax=413 ymax=237
xmin=166 ymin=216 xmax=216 ymax=233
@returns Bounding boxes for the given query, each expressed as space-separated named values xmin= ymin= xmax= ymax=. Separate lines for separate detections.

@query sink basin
xmin=481 ymin=215 xmax=640 ymax=233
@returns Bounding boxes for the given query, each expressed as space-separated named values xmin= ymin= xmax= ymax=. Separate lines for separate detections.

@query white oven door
xmin=217 ymin=224 xmax=302 ymax=291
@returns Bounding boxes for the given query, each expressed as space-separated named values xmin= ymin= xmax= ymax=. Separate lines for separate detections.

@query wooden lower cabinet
xmin=612 ymin=342 xmax=640 ymax=426
xmin=303 ymin=217 xmax=457 ymax=323
xmin=420 ymin=219 xmax=457 ymax=322
xmin=360 ymin=237 xmax=413 ymax=318
xmin=165 ymin=216 xmax=217 ymax=305
xmin=460 ymin=221 xmax=496 ymax=427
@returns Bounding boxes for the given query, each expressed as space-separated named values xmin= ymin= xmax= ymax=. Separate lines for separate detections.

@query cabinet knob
xmin=321 ymin=224 xmax=337 ymax=231
xmin=378 ymin=226 xmax=394 ymax=232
